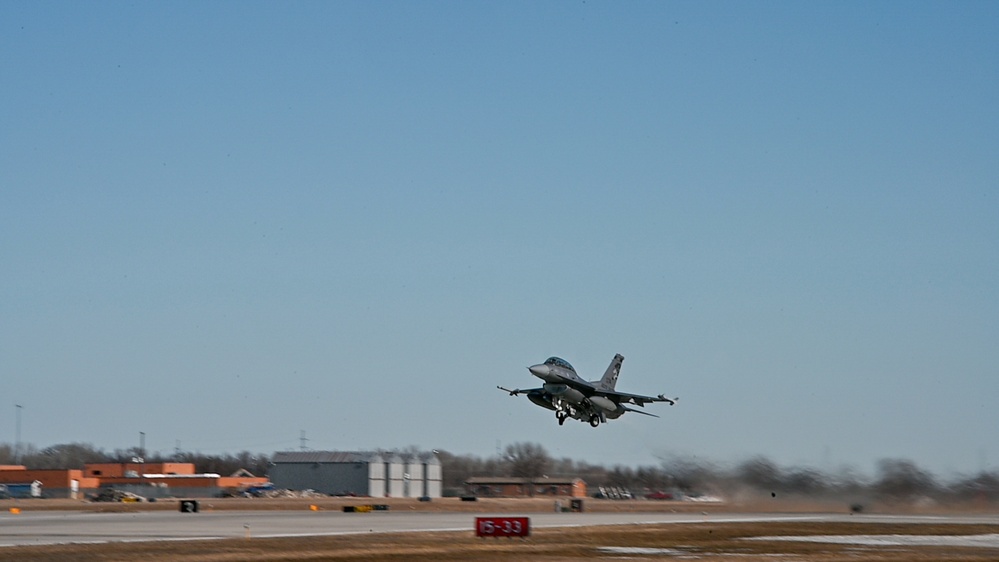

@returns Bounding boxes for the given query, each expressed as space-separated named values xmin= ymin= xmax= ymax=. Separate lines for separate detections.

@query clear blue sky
xmin=2 ymin=1 xmax=997 ymax=478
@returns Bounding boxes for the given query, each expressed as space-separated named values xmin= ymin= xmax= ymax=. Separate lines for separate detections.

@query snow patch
xmin=746 ymin=533 xmax=999 ymax=548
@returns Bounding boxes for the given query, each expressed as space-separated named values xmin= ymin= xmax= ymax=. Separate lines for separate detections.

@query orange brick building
xmin=0 ymin=467 xmax=99 ymax=499
xmin=84 ymin=462 xmax=196 ymax=478
xmin=465 ymin=476 xmax=586 ymax=498
xmin=0 ymin=463 xmax=267 ymax=499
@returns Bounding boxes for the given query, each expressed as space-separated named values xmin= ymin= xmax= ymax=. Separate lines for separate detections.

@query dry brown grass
xmin=2 ymin=521 xmax=998 ymax=561
xmin=2 ymin=497 xmax=997 ymax=561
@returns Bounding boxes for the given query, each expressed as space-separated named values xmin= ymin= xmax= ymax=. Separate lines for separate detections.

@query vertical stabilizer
xmin=597 ymin=354 xmax=624 ymax=391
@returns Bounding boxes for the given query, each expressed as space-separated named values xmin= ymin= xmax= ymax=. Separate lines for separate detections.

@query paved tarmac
xmin=1 ymin=509 xmax=996 ymax=547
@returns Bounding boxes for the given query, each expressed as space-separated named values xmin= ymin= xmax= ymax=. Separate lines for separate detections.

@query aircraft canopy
xmin=544 ymin=357 xmax=575 ymax=372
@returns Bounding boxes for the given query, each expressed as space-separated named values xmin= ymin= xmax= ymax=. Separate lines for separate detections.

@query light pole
xmin=14 ymin=404 xmax=22 ymax=464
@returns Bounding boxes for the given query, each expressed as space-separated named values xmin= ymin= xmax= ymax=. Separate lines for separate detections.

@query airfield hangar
xmin=269 ymin=451 xmax=441 ymax=498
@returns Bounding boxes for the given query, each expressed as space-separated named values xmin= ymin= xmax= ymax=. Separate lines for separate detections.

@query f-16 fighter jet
xmin=499 ymin=354 xmax=675 ymax=427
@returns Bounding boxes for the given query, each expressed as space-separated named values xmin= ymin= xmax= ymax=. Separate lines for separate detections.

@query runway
xmin=1 ymin=509 xmax=996 ymax=547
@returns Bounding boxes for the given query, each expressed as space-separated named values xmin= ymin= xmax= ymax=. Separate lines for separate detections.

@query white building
xmin=269 ymin=451 xmax=441 ymax=498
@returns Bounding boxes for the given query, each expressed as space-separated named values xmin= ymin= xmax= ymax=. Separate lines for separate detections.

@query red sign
xmin=475 ymin=516 xmax=530 ymax=538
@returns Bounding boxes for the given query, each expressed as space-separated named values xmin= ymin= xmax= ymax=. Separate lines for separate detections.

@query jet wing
xmin=553 ymin=376 xmax=597 ymax=394
xmin=600 ymin=390 xmax=676 ymax=407
xmin=552 ymin=374 xmax=676 ymax=407
xmin=620 ymin=405 xmax=660 ymax=417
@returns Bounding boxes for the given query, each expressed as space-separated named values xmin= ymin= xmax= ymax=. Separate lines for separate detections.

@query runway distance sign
xmin=474 ymin=516 xmax=530 ymax=538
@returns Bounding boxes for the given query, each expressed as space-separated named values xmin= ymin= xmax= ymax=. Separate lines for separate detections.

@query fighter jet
xmin=498 ymin=354 xmax=675 ymax=427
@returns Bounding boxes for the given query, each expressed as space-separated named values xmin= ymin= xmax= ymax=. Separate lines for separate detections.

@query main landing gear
xmin=555 ymin=410 xmax=602 ymax=427
xmin=555 ymin=404 xmax=576 ymax=426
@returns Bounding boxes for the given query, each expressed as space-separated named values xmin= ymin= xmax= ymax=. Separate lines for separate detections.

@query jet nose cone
xmin=528 ymin=364 xmax=551 ymax=378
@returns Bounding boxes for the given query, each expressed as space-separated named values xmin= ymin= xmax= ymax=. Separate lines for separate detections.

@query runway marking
xmin=248 ymin=527 xmax=472 ymax=539
xmin=599 ymin=546 xmax=689 ymax=555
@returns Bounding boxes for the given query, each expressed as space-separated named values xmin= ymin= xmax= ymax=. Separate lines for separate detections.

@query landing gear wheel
xmin=589 ymin=415 xmax=600 ymax=427
xmin=556 ymin=411 xmax=567 ymax=426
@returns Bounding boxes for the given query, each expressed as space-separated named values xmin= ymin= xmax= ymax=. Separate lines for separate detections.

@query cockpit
xmin=544 ymin=357 xmax=575 ymax=372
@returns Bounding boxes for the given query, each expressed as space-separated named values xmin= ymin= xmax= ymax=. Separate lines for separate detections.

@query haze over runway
xmin=2 ymin=2 xmax=997 ymax=477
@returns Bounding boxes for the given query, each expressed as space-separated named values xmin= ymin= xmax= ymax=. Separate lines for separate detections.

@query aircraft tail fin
xmin=597 ymin=354 xmax=624 ymax=392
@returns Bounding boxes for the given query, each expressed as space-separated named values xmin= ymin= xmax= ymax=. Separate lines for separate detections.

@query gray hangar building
xmin=269 ymin=451 xmax=442 ymax=498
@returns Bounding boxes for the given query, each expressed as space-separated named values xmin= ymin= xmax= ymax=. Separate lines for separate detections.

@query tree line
xmin=3 ymin=441 xmax=997 ymax=504
xmin=440 ymin=443 xmax=999 ymax=504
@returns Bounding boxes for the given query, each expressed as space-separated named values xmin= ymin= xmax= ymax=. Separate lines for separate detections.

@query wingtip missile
xmin=497 ymin=386 xmax=521 ymax=396
xmin=657 ymin=394 xmax=677 ymax=406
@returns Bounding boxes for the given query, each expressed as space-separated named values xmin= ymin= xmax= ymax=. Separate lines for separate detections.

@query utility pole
xmin=299 ymin=430 xmax=308 ymax=451
xmin=14 ymin=404 xmax=22 ymax=464
xmin=139 ymin=432 xmax=146 ymax=460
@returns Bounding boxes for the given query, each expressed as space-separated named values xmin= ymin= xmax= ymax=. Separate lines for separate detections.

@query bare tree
xmin=635 ymin=465 xmax=671 ymax=491
xmin=658 ymin=453 xmax=719 ymax=494
xmin=503 ymin=442 xmax=551 ymax=478
xmin=437 ymin=450 xmax=508 ymax=494
xmin=735 ymin=456 xmax=783 ymax=492
xmin=33 ymin=443 xmax=108 ymax=469
xmin=783 ymin=467 xmax=828 ymax=495
xmin=950 ymin=471 xmax=999 ymax=503
xmin=875 ymin=458 xmax=937 ymax=502
xmin=0 ymin=443 xmax=15 ymax=465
